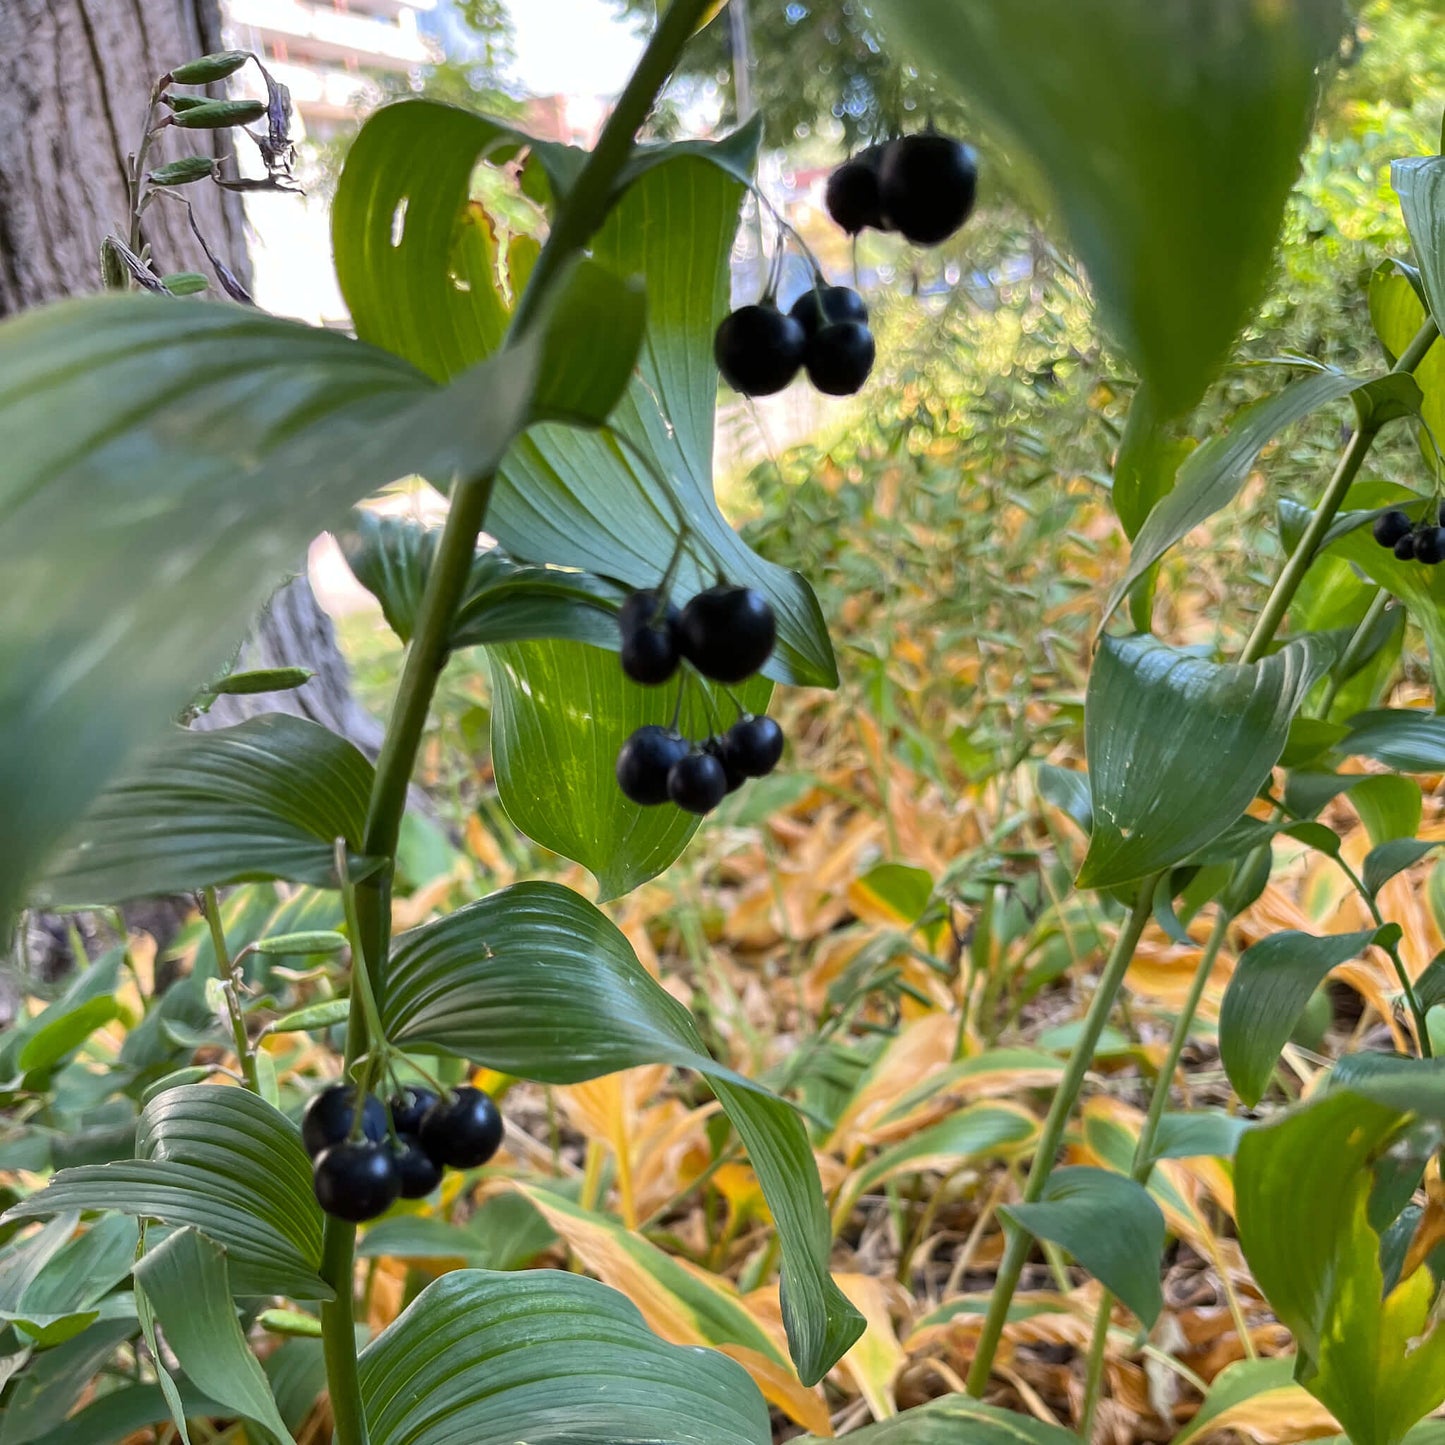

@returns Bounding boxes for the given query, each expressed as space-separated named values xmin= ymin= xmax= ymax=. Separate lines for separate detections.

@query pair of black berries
xmin=616 ymin=580 xmax=784 ymax=815
xmin=617 ymin=713 xmax=785 ymax=816
xmin=1373 ymin=506 xmax=1445 ymax=564
xmin=825 ymin=131 xmax=979 ymax=246
xmin=618 ymin=583 xmax=776 ymax=688
xmin=303 ymin=1082 xmax=503 ymax=1223
xmin=715 ymin=284 xmax=875 ymax=399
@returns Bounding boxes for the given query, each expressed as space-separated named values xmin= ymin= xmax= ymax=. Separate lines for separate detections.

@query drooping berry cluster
xmin=615 ymin=580 xmax=785 ymax=816
xmin=826 ymin=131 xmax=979 ymax=246
xmin=618 ymin=582 xmax=777 ymax=689
xmin=1373 ymin=507 xmax=1445 ymax=564
xmin=714 ymin=284 xmax=875 ymax=399
xmin=303 ymin=1082 xmax=503 ymax=1223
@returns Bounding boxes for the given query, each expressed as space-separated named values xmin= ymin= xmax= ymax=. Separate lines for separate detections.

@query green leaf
xmin=1105 ymin=372 xmax=1375 ymax=621
xmin=1236 ymin=1090 xmax=1445 ymax=1445
xmin=0 ymin=293 xmax=542 ymax=931
xmin=15 ymin=1382 xmax=226 ymax=1445
xmin=833 ymin=1102 xmax=1036 ymax=1222
xmin=1037 ymin=763 xmax=1092 ymax=836
xmin=1170 ymin=1358 xmax=1305 ymax=1445
xmin=1220 ymin=928 xmax=1382 ymax=1107
xmin=333 ymin=100 xmax=833 ymax=689
xmin=356 ymin=1269 xmax=771 ymax=1445
xmin=796 ymin=1396 xmax=1080 ymax=1445
xmin=1394 ymin=157 xmax=1445 ymax=342
xmin=133 ymin=1229 xmax=295 ymax=1445
xmin=357 ymin=1194 xmax=555 ymax=1273
xmin=377 ymin=880 xmax=862 ymax=1383
xmin=1077 ymin=634 xmax=1327 ymax=888
xmin=1343 ymin=709 xmax=1445 ymax=772
xmin=871 ymin=0 xmax=1344 ymax=420
xmin=0 ymin=1317 xmax=138 ymax=1445
xmin=4 ymin=1085 xmax=326 ymax=1300
xmin=0 ymin=949 xmax=125 ymax=1082
xmin=1001 ymin=1166 xmax=1165 ymax=1325
xmin=1364 ymin=840 xmax=1438 ymax=897
xmin=492 ymin=185 xmax=834 ymax=688
xmin=1350 ymin=774 xmax=1423 ymax=848
xmin=337 ymin=511 xmax=623 ymax=652
xmin=34 ymin=716 xmax=374 ymax=908
xmin=1307 ymin=502 xmax=1445 ymax=702
xmin=1370 ymin=261 xmax=1445 ymax=470
xmin=1147 ymin=1111 xmax=1252 ymax=1162
xmin=488 ymin=639 xmax=770 ymax=898
xmin=15 ymin=997 xmax=120 ymax=1074
xmin=3 ymin=1215 xmax=138 ymax=1347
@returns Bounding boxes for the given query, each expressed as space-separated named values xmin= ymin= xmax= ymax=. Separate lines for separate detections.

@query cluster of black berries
xmin=1373 ymin=506 xmax=1445 ymax=564
xmin=825 ymin=131 xmax=979 ymax=246
xmin=715 ymin=284 xmax=874 ymax=399
xmin=302 ymin=1082 xmax=503 ymax=1223
xmin=615 ymin=581 xmax=785 ymax=815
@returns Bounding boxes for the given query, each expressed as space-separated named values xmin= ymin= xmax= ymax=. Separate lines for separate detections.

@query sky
xmin=506 ymin=0 xmax=647 ymax=98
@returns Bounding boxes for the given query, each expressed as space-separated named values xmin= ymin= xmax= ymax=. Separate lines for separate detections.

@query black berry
xmin=618 ymin=589 xmax=681 ymax=686
xmin=391 ymin=1135 xmax=444 ymax=1199
xmin=1417 ymin=526 xmax=1445 ymax=564
xmin=312 ymin=1140 xmax=400 ymax=1222
xmin=790 ymin=285 xmax=868 ymax=339
xmin=1373 ymin=510 xmax=1413 ymax=548
xmin=677 ymin=586 xmax=776 ymax=683
xmin=301 ymin=1084 xmax=386 ymax=1159
xmin=617 ymin=725 xmax=690 ymax=807
xmin=1394 ymin=533 xmax=1418 ymax=561
xmin=703 ymin=736 xmax=747 ymax=795
xmin=419 ymin=1086 xmax=505 ymax=1169
xmin=805 ymin=321 xmax=876 ymax=396
xmin=878 ymin=133 xmax=978 ymax=246
xmin=714 ymin=304 xmax=806 ymax=396
xmin=387 ymin=1087 xmax=438 ymax=1137
xmin=726 ymin=715 xmax=785 ymax=778
xmin=668 ymin=750 xmax=729 ymax=815
xmin=825 ymin=152 xmax=887 ymax=234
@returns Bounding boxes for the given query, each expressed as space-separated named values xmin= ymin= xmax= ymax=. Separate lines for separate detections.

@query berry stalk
xmin=967 ymin=312 xmax=1443 ymax=1401
xmin=315 ymin=4 xmax=723 ymax=1440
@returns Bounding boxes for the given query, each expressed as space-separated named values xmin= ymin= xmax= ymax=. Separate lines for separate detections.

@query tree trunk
xmin=0 ymin=0 xmax=385 ymax=982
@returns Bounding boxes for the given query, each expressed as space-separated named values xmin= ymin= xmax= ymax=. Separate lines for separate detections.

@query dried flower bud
xmin=169 ymin=99 xmax=266 ymax=130
xmin=167 ymin=50 xmax=250 ymax=85
xmin=161 ymin=272 xmax=209 ymax=296
xmin=148 ymin=156 xmax=215 ymax=186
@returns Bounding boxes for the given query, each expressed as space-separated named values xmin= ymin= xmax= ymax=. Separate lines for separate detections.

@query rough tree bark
xmin=0 ymin=0 xmax=384 ymax=744
xmin=0 ymin=0 xmax=383 ymax=988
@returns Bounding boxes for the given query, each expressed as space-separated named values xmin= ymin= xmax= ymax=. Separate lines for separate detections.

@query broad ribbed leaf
xmin=1221 ymin=928 xmax=1383 ymax=1107
xmin=0 ymin=293 xmax=550 ymax=931
xmin=1370 ymin=262 xmax=1445 ymax=470
xmin=378 ymin=881 xmax=862 ymax=1384
xmin=489 ymin=639 xmax=771 ymax=898
xmin=798 ymin=1396 xmax=1080 ymax=1445
xmin=517 ymin=1186 xmax=826 ymax=1432
xmin=1306 ymin=502 xmax=1445 ymax=701
xmin=1343 ymin=709 xmax=1445 ymax=773
xmin=35 ymin=716 xmax=372 ymax=907
xmin=1237 ymin=1091 xmax=1445 ymax=1444
xmin=357 ymin=1269 xmax=771 ymax=1445
xmin=334 ymin=99 xmax=832 ymax=689
xmin=1394 ymin=158 xmax=1445 ymax=340
xmin=0 ymin=1317 xmax=139 ymax=1445
xmin=871 ymin=0 xmax=1343 ymax=420
xmin=337 ymin=511 xmax=622 ymax=652
xmin=15 ymin=1382 xmax=227 ymax=1445
xmin=1001 ymin=1167 xmax=1165 ymax=1325
xmin=1170 ymin=1358 xmax=1310 ymax=1445
xmin=133 ymin=1229 xmax=295 ymax=1445
xmin=1105 ymin=373 xmax=1374 ymax=621
xmin=4 ymin=1085 xmax=326 ymax=1300
xmin=1078 ymin=634 xmax=1327 ymax=888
